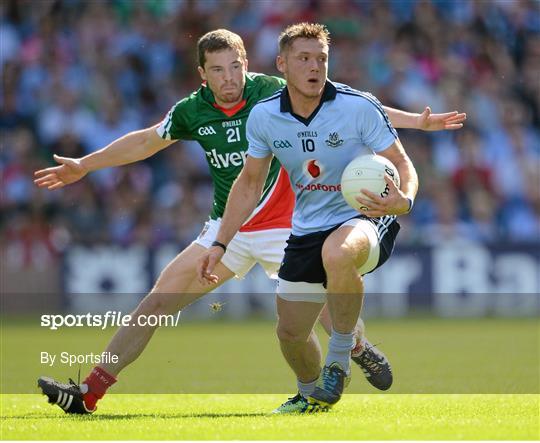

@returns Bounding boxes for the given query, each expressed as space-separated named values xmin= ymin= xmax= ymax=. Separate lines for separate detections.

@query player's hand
xmin=34 ymin=154 xmax=88 ymax=190
xmin=356 ymin=175 xmax=410 ymax=217
xmin=416 ymin=106 xmax=466 ymax=131
xmin=197 ymin=246 xmax=224 ymax=285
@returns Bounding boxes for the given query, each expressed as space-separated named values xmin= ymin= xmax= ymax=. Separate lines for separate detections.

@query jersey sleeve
xmin=356 ymin=92 xmax=398 ymax=152
xmin=155 ymin=99 xmax=193 ymax=141
xmin=246 ymin=106 xmax=272 ymax=158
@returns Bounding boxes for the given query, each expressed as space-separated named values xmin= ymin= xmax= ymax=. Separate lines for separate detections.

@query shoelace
xmin=67 ymin=367 xmax=82 ymax=389
xmin=322 ymin=366 xmax=342 ymax=391
xmin=286 ymin=393 xmax=303 ymax=404
xmin=358 ymin=345 xmax=384 ymax=374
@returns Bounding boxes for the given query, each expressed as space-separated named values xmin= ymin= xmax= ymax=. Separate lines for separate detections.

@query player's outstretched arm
xmin=383 ymin=106 xmax=466 ymax=131
xmin=197 ymin=154 xmax=273 ymax=284
xmin=34 ymin=124 xmax=174 ymax=190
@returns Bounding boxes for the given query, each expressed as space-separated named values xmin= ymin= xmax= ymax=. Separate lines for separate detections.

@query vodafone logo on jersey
xmin=298 ymin=159 xmax=341 ymax=192
xmin=307 ymin=160 xmax=321 ymax=178
xmin=304 ymin=159 xmax=323 ymax=179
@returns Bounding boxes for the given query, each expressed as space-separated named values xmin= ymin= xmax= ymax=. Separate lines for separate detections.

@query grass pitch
xmin=1 ymin=317 xmax=538 ymax=439
xmin=2 ymin=317 xmax=538 ymax=394
xmin=1 ymin=393 xmax=538 ymax=440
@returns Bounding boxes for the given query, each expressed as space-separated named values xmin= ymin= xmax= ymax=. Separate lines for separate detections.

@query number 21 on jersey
xmin=227 ymin=128 xmax=241 ymax=143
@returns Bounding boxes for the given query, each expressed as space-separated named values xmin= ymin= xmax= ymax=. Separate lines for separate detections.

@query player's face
xmin=198 ymin=48 xmax=248 ymax=108
xmin=277 ymin=38 xmax=328 ymax=99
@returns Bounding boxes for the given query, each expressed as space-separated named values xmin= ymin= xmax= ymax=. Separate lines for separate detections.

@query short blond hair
xmin=278 ymin=23 xmax=330 ymax=54
xmin=197 ymin=29 xmax=247 ymax=68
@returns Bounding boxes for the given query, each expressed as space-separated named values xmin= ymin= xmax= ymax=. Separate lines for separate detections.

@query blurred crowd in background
xmin=1 ymin=0 xmax=539 ymax=273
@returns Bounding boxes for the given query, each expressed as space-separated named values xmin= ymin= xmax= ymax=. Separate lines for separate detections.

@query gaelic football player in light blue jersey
xmin=200 ymin=23 xmax=419 ymax=412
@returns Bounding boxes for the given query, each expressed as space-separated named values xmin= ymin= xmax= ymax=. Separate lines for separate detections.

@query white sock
xmin=297 ymin=378 xmax=317 ymax=398
xmin=326 ymin=329 xmax=355 ymax=373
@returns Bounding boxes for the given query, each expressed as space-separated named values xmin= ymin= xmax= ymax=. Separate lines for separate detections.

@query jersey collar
xmin=280 ymin=80 xmax=337 ymax=126
xmin=213 ymin=99 xmax=247 ymax=117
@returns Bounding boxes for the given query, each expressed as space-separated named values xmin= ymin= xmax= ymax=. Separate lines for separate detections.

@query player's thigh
xmin=321 ymin=221 xmax=372 ymax=270
xmin=197 ymin=219 xmax=257 ymax=279
xmin=136 ymin=245 xmax=234 ymax=316
xmin=141 ymin=243 xmax=235 ymax=315
xmin=276 ymin=295 xmax=325 ymax=342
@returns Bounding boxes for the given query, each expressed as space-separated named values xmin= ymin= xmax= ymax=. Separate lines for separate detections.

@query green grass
xmin=1 ymin=394 xmax=538 ymax=440
xmin=2 ymin=317 xmax=538 ymax=394
xmin=1 ymin=317 xmax=539 ymax=439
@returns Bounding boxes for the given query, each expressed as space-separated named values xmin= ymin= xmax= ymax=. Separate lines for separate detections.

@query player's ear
xmin=198 ymin=66 xmax=206 ymax=81
xmin=243 ymin=58 xmax=249 ymax=71
xmin=276 ymin=54 xmax=285 ymax=74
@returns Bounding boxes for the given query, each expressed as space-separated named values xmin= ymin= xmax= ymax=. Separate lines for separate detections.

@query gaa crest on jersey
xmin=198 ymin=126 xmax=217 ymax=136
xmin=325 ymin=132 xmax=344 ymax=148
xmin=273 ymin=139 xmax=293 ymax=149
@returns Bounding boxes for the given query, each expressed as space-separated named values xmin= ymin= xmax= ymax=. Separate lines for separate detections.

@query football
xmin=341 ymin=154 xmax=400 ymax=211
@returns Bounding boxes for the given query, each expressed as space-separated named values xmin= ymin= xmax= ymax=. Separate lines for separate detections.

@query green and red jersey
xmin=156 ymin=73 xmax=293 ymax=232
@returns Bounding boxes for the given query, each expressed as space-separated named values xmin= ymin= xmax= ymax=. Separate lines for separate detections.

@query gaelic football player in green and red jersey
xmin=34 ymin=29 xmax=465 ymax=414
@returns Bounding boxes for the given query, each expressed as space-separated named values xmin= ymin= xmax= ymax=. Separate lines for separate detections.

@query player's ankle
xmin=82 ymin=392 xmax=99 ymax=411
xmin=352 ymin=335 xmax=370 ymax=356
xmin=351 ymin=341 xmax=363 ymax=356
xmin=81 ymin=366 xmax=117 ymax=409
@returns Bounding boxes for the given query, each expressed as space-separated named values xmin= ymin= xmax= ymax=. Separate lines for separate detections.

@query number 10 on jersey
xmin=302 ymin=139 xmax=315 ymax=152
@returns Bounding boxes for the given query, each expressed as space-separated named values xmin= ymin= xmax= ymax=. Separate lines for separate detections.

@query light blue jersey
xmin=247 ymin=81 xmax=398 ymax=235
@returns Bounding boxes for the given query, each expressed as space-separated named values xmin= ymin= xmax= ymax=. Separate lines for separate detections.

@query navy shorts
xmin=278 ymin=216 xmax=400 ymax=287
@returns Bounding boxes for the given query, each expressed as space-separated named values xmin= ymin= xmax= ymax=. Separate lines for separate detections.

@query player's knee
xmin=152 ymin=261 xmax=195 ymax=294
xmin=276 ymin=323 xmax=310 ymax=344
xmin=151 ymin=280 xmax=180 ymax=297
xmin=323 ymin=237 xmax=371 ymax=274
xmin=322 ymin=243 xmax=357 ymax=274
xmin=135 ymin=293 xmax=174 ymax=318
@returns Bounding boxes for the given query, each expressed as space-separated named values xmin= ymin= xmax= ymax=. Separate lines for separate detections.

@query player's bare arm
xmin=197 ymin=154 xmax=273 ymax=284
xmin=34 ymin=124 xmax=174 ymax=190
xmin=383 ymin=105 xmax=466 ymax=131
xmin=356 ymin=140 xmax=419 ymax=218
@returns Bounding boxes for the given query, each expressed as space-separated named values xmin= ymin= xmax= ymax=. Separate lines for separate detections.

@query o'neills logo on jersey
xmin=198 ymin=126 xmax=217 ymax=136
xmin=296 ymin=182 xmax=342 ymax=192
xmin=205 ymin=149 xmax=247 ymax=168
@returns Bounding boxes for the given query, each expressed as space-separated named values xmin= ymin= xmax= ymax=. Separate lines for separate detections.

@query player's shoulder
xmin=333 ymin=81 xmax=384 ymax=109
xmin=167 ymin=89 xmax=201 ymax=114
xmin=247 ymin=72 xmax=286 ymax=89
xmin=248 ymin=76 xmax=282 ymax=113
xmin=250 ymin=89 xmax=281 ymax=120
xmin=245 ymin=72 xmax=285 ymax=102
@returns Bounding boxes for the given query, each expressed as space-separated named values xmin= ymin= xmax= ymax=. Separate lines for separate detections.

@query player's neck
xmin=213 ymin=97 xmax=247 ymax=118
xmin=214 ymin=96 xmax=243 ymax=109
xmin=287 ymin=88 xmax=322 ymax=119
